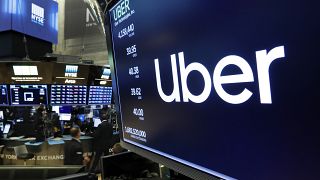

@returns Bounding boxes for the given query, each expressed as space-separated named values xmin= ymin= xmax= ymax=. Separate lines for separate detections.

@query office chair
xmin=27 ymin=144 xmax=42 ymax=165
xmin=13 ymin=145 xmax=34 ymax=166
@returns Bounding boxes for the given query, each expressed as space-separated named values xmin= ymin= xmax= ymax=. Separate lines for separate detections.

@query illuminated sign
xmin=31 ymin=3 xmax=44 ymax=26
xmin=155 ymin=46 xmax=285 ymax=104
xmin=65 ymin=65 xmax=78 ymax=77
xmin=12 ymin=65 xmax=43 ymax=82
xmin=13 ymin=66 xmax=38 ymax=76
xmin=101 ymin=68 xmax=111 ymax=79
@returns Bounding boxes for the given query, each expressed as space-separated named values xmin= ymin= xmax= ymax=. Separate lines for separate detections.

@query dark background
xmin=109 ymin=0 xmax=320 ymax=179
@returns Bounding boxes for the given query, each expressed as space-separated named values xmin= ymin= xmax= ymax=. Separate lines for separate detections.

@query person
xmin=64 ymin=127 xmax=90 ymax=165
xmin=112 ymin=143 xmax=127 ymax=155
xmin=89 ymin=108 xmax=113 ymax=173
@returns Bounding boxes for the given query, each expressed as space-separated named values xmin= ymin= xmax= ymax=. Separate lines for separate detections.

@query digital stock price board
xmin=108 ymin=0 xmax=320 ymax=179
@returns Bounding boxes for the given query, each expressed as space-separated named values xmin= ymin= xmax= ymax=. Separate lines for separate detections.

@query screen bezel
xmin=105 ymin=1 xmax=223 ymax=179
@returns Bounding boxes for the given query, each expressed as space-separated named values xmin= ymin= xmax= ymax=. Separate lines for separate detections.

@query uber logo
xmin=31 ymin=3 xmax=44 ymax=26
xmin=154 ymin=46 xmax=285 ymax=104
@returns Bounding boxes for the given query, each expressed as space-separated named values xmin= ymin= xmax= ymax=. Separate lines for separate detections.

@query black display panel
xmin=51 ymin=85 xmax=87 ymax=105
xmin=52 ymin=64 xmax=89 ymax=85
xmin=10 ymin=85 xmax=48 ymax=106
xmin=108 ymin=0 xmax=320 ymax=179
xmin=5 ymin=62 xmax=54 ymax=84
xmin=0 ymin=85 xmax=8 ymax=106
xmin=88 ymin=66 xmax=112 ymax=86
xmin=88 ymin=86 xmax=112 ymax=105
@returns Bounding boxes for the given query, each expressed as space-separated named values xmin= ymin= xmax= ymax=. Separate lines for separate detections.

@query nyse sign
xmin=155 ymin=46 xmax=285 ymax=104
xmin=31 ymin=3 xmax=45 ymax=26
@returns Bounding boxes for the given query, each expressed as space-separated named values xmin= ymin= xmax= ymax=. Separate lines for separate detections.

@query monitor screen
xmin=59 ymin=106 xmax=73 ymax=114
xmin=0 ymin=85 xmax=8 ymax=105
xmin=108 ymin=0 xmax=320 ymax=179
xmin=93 ymin=117 xmax=101 ymax=128
xmin=60 ymin=113 xmax=71 ymax=121
xmin=88 ymin=86 xmax=112 ymax=105
xmin=10 ymin=85 xmax=48 ymax=106
xmin=3 ymin=124 xmax=10 ymax=134
xmin=51 ymin=85 xmax=87 ymax=105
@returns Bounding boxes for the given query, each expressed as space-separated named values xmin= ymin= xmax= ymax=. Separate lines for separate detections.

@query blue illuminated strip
xmin=123 ymin=138 xmax=236 ymax=180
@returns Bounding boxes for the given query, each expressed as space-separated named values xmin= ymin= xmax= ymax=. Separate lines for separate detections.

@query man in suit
xmin=64 ymin=127 xmax=89 ymax=165
xmin=89 ymin=108 xmax=113 ymax=173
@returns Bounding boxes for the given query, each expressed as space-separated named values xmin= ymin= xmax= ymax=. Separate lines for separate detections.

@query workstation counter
xmin=0 ymin=135 xmax=93 ymax=166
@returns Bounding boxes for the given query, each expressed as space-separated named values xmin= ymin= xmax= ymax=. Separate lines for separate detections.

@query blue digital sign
xmin=0 ymin=0 xmax=58 ymax=44
xmin=0 ymin=0 xmax=12 ymax=31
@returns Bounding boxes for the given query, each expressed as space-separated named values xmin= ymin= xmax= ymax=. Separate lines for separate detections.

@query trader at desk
xmin=64 ymin=127 xmax=90 ymax=165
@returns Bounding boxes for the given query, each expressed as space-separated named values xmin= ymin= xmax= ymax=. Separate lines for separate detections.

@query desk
xmin=0 ymin=136 xmax=93 ymax=166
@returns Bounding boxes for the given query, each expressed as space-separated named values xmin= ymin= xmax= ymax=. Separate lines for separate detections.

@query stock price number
xmin=131 ymin=88 xmax=142 ymax=99
xmin=133 ymin=108 xmax=144 ymax=120
xmin=118 ymin=23 xmax=135 ymax=39
xmin=126 ymin=45 xmax=137 ymax=57
xmin=129 ymin=66 xmax=139 ymax=78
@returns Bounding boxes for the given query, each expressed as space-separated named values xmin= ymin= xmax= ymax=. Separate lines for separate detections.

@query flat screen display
xmin=10 ymin=0 xmax=58 ymax=43
xmin=108 ymin=0 xmax=320 ymax=179
xmin=10 ymin=85 xmax=48 ymax=105
xmin=0 ymin=85 xmax=8 ymax=105
xmin=88 ymin=86 xmax=112 ymax=105
xmin=51 ymin=85 xmax=87 ymax=105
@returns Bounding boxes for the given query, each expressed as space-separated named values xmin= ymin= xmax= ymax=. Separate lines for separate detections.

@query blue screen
xmin=109 ymin=0 xmax=320 ymax=179
xmin=59 ymin=106 xmax=72 ymax=114
xmin=0 ymin=0 xmax=12 ymax=31
xmin=77 ymin=114 xmax=85 ymax=122
xmin=0 ymin=0 xmax=58 ymax=43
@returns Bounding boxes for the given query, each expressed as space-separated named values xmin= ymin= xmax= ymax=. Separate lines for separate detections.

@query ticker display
xmin=88 ymin=86 xmax=112 ymax=105
xmin=108 ymin=0 xmax=320 ymax=179
xmin=51 ymin=85 xmax=87 ymax=105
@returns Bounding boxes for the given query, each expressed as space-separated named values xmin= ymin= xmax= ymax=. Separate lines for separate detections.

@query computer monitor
xmin=59 ymin=106 xmax=73 ymax=114
xmin=3 ymin=124 xmax=10 ymax=134
xmin=51 ymin=106 xmax=60 ymax=114
xmin=0 ymin=111 xmax=3 ymax=120
xmin=60 ymin=113 xmax=71 ymax=121
xmin=10 ymin=85 xmax=48 ymax=106
xmin=93 ymin=118 xmax=101 ymax=128
xmin=93 ymin=109 xmax=100 ymax=118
